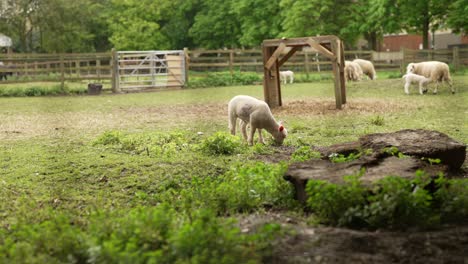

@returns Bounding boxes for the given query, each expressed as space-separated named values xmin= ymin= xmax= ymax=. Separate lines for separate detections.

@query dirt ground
xmin=239 ymin=212 xmax=468 ymax=264
xmin=0 ymin=98 xmax=411 ymax=141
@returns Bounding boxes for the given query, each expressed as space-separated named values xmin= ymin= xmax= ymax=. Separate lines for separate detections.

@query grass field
xmin=0 ymin=75 xmax=467 ymax=262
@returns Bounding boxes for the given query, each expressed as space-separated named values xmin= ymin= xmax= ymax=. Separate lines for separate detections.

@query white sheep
xmin=279 ymin=70 xmax=294 ymax=84
xmin=228 ymin=95 xmax=287 ymax=145
xmin=406 ymin=61 xmax=454 ymax=94
xmin=344 ymin=61 xmax=363 ymax=81
xmin=353 ymin=59 xmax=377 ymax=80
xmin=402 ymin=73 xmax=432 ymax=95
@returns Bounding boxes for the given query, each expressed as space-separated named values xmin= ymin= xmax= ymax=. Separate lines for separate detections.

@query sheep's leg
xmin=418 ymin=81 xmax=424 ymax=95
xmin=448 ymin=79 xmax=455 ymax=94
xmin=404 ymin=82 xmax=410 ymax=95
xmin=290 ymin=75 xmax=294 ymax=84
xmin=240 ymin=121 xmax=248 ymax=141
xmin=257 ymin=129 xmax=265 ymax=144
xmin=229 ymin=115 xmax=237 ymax=135
xmin=433 ymin=82 xmax=439 ymax=94
xmin=248 ymin=125 xmax=256 ymax=146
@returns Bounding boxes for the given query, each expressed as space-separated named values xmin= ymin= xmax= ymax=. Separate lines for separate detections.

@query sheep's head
xmin=406 ymin=63 xmax=416 ymax=73
xmin=273 ymin=122 xmax=287 ymax=145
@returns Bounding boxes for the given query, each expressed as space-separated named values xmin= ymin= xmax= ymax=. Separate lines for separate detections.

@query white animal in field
xmin=228 ymin=95 xmax=287 ymax=146
xmin=402 ymin=73 xmax=432 ymax=95
xmin=353 ymin=59 xmax=377 ymax=80
xmin=279 ymin=70 xmax=294 ymax=84
xmin=344 ymin=61 xmax=363 ymax=81
xmin=406 ymin=61 xmax=454 ymax=94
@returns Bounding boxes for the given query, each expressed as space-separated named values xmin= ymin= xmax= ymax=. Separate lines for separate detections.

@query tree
xmin=232 ymin=0 xmax=282 ymax=48
xmin=106 ymin=0 xmax=171 ymax=50
xmin=35 ymin=0 xmax=105 ymax=53
xmin=189 ymin=0 xmax=241 ymax=49
xmin=342 ymin=0 xmax=402 ymax=50
xmin=0 ymin=0 xmax=39 ymax=52
xmin=279 ymin=0 xmax=359 ymax=47
xmin=447 ymin=0 xmax=468 ymax=33
xmin=398 ymin=0 xmax=451 ymax=49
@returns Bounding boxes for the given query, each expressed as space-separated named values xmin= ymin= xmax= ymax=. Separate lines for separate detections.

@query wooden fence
xmin=0 ymin=47 xmax=466 ymax=92
xmin=0 ymin=52 xmax=112 ymax=85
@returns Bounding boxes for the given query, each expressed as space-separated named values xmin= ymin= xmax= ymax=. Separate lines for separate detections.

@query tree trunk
xmin=422 ymin=18 xmax=430 ymax=49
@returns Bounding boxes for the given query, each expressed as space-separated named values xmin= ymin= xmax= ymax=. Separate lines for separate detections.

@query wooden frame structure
xmin=262 ymin=35 xmax=346 ymax=109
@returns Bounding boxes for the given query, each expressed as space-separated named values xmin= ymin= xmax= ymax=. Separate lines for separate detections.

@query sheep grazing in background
xmin=353 ymin=59 xmax=377 ymax=80
xmin=402 ymin=73 xmax=432 ymax=95
xmin=406 ymin=61 xmax=454 ymax=94
xmin=344 ymin=61 xmax=363 ymax=81
xmin=228 ymin=95 xmax=287 ymax=146
xmin=279 ymin=70 xmax=294 ymax=84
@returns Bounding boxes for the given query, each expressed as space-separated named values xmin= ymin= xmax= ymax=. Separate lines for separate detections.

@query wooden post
xmin=150 ymin=53 xmax=155 ymax=87
xmin=96 ymin=57 xmax=101 ymax=81
xmin=452 ymin=47 xmax=460 ymax=71
xmin=339 ymin=40 xmax=346 ymax=105
xmin=76 ymin=60 xmax=80 ymax=77
xmin=400 ymin=48 xmax=406 ymax=74
xmin=330 ymin=40 xmax=342 ymax=109
xmin=111 ymin=48 xmax=120 ymax=93
xmin=60 ymin=54 xmax=65 ymax=91
xmin=229 ymin=50 xmax=234 ymax=77
xmin=304 ymin=51 xmax=310 ymax=78
xmin=263 ymin=45 xmax=282 ymax=108
xmin=183 ymin=47 xmax=189 ymax=85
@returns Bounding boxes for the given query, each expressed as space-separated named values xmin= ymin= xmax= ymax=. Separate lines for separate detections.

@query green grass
xmin=0 ymin=75 xmax=467 ymax=262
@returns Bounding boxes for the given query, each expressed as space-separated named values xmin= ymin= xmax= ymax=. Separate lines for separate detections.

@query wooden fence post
xmin=304 ymin=51 xmax=310 ymax=78
xmin=400 ymin=48 xmax=406 ymax=74
xmin=60 ymin=54 xmax=65 ymax=91
xmin=452 ymin=47 xmax=460 ymax=71
xmin=111 ymin=48 xmax=120 ymax=93
xmin=330 ymin=40 xmax=343 ymax=109
xmin=229 ymin=50 xmax=234 ymax=77
xmin=96 ymin=57 xmax=101 ymax=81
xmin=183 ymin=47 xmax=190 ymax=85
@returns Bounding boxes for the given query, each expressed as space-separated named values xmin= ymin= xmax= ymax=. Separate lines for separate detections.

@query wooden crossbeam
xmin=306 ymin=38 xmax=336 ymax=61
xmin=278 ymin=46 xmax=300 ymax=67
xmin=264 ymin=42 xmax=287 ymax=70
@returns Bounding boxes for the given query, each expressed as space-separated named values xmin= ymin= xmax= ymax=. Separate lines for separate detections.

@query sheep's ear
xmin=279 ymin=125 xmax=284 ymax=132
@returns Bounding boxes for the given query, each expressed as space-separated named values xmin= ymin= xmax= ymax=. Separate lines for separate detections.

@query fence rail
xmin=0 ymin=47 xmax=466 ymax=92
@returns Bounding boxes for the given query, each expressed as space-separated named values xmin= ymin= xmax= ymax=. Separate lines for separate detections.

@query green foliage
xmin=199 ymin=132 xmax=243 ymax=155
xmin=434 ymin=175 xmax=468 ymax=223
xmin=179 ymin=162 xmax=294 ymax=214
xmin=189 ymin=0 xmax=241 ymax=49
xmin=0 ymin=205 xmax=269 ymax=263
xmin=214 ymin=162 xmax=293 ymax=212
xmin=290 ymin=146 xmax=321 ymax=162
xmin=232 ymin=0 xmax=282 ymax=47
xmin=0 ymin=84 xmax=86 ymax=97
xmin=349 ymin=173 xmax=434 ymax=229
xmin=306 ymin=172 xmax=366 ymax=225
xmin=0 ymin=0 xmax=463 ymax=52
xmin=370 ymin=115 xmax=385 ymax=126
xmin=305 ymin=170 xmax=468 ymax=230
xmin=93 ymin=130 xmax=191 ymax=158
xmin=329 ymin=152 xmax=362 ymax=163
xmin=188 ymin=72 xmax=261 ymax=88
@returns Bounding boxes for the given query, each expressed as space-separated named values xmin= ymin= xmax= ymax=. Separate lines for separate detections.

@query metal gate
xmin=116 ymin=50 xmax=186 ymax=91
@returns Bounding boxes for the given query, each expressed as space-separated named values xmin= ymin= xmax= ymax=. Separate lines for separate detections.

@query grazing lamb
xmin=279 ymin=70 xmax=294 ymax=84
xmin=228 ymin=95 xmax=287 ymax=145
xmin=402 ymin=73 xmax=432 ymax=95
xmin=406 ymin=61 xmax=454 ymax=94
xmin=344 ymin=61 xmax=363 ymax=81
xmin=353 ymin=59 xmax=377 ymax=80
